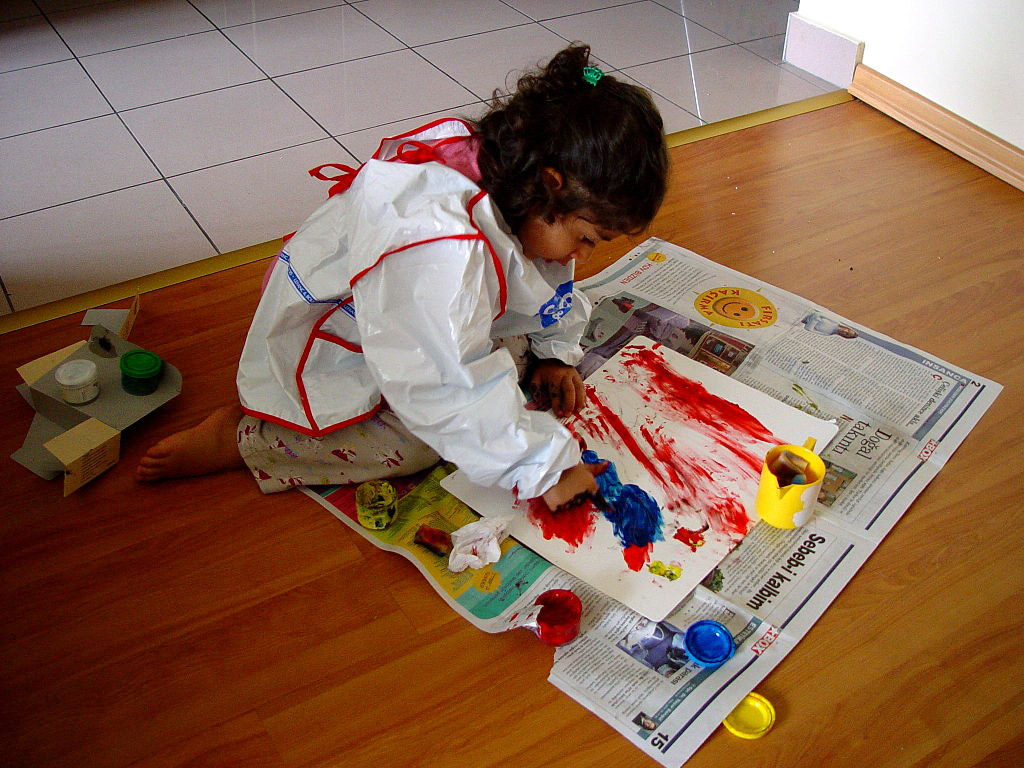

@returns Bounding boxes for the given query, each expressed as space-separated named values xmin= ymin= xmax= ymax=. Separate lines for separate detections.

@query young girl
xmin=137 ymin=44 xmax=668 ymax=511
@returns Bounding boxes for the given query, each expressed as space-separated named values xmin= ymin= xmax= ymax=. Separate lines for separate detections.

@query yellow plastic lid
xmin=723 ymin=692 xmax=776 ymax=739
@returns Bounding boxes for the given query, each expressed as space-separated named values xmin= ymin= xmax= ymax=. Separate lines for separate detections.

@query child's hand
xmin=529 ymin=359 xmax=585 ymax=418
xmin=541 ymin=461 xmax=608 ymax=511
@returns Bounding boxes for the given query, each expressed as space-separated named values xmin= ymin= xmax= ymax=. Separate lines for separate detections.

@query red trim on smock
xmin=240 ymin=401 xmax=384 ymax=438
xmin=466 ymin=189 xmax=507 ymax=319
xmin=258 ymin=118 xmax=512 ymax=437
xmin=371 ymin=117 xmax=478 ymax=159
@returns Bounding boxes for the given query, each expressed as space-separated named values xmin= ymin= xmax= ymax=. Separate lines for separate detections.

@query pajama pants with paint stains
xmin=237 ymin=337 xmax=531 ymax=493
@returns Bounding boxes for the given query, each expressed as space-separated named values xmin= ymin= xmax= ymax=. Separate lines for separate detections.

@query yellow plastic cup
xmin=755 ymin=438 xmax=825 ymax=529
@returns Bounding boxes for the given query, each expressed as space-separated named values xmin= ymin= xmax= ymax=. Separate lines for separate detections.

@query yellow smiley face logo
xmin=646 ymin=251 xmax=668 ymax=263
xmin=695 ymin=287 xmax=777 ymax=328
xmin=712 ymin=297 xmax=758 ymax=320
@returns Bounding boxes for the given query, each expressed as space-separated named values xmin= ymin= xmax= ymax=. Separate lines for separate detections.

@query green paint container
xmin=119 ymin=349 xmax=164 ymax=395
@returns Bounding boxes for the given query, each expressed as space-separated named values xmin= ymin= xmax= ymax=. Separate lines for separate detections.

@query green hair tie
xmin=582 ymin=66 xmax=604 ymax=86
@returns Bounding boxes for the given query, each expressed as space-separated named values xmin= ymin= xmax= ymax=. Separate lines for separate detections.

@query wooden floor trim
xmin=665 ymin=90 xmax=852 ymax=148
xmin=849 ymin=64 xmax=1024 ymax=192
xmin=0 ymin=240 xmax=280 ymax=337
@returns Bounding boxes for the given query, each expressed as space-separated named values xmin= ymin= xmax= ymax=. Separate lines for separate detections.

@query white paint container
xmin=54 ymin=359 xmax=100 ymax=404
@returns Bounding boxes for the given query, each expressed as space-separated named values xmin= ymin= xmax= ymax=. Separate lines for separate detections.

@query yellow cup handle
xmin=802 ymin=437 xmax=817 ymax=452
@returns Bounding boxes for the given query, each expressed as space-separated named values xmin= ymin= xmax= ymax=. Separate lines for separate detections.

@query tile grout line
xmin=328 ymin=101 xmax=488 ymax=157
xmin=16 ymin=4 xmax=222 ymax=257
xmin=491 ymin=0 xmax=647 ymax=24
xmin=611 ymin=68 xmax=703 ymax=126
xmin=3 ymin=0 xmax=812 ymax=314
xmin=0 ymin=272 xmax=14 ymax=313
xmin=0 ymin=38 xmax=750 ymax=146
xmin=1 ymin=6 xmax=804 ymax=152
xmin=0 ymin=94 xmax=494 ymax=225
xmin=682 ymin=16 xmax=704 ymax=122
xmin=342 ymin=2 xmax=479 ymax=132
xmin=1 ymin=135 xmax=345 ymax=223
xmin=4 ymin=0 xmax=765 ymax=81
xmin=183 ymin=0 xmax=345 ymax=155
xmin=3 ymin=8 xmax=790 ymax=139
xmin=0 ymin=19 xmax=813 ymax=221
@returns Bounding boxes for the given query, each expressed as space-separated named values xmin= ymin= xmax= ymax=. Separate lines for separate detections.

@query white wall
xmin=797 ymin=0 xmax=1024 ymax=149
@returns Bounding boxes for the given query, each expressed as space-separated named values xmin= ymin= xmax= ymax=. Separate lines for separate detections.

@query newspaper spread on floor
xmin=302 ymin=237 xmax=1001 ymax=767
xmin=301 ymin=465 xmax=566 ymax=633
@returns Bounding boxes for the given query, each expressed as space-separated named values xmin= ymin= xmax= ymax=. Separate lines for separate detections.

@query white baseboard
xmin=784 ymin=12 xmax=863 ymax=89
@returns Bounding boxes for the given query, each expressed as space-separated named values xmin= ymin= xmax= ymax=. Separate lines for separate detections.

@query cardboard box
xmin=11 ymin=300 xmax=181 ymax=495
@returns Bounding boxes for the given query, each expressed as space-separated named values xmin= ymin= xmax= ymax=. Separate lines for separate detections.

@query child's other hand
xmin=529 ymin=359 xmax=585 ymax=418
xmin=541 ymin=461 xmax=608 ymax=511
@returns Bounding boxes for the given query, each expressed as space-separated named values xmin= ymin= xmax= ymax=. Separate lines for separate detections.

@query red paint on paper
xmin=618 ymin=344 xmax=773 ymax=474
xmin=713 ymin=494 xmax=753 ymax=538
xmin=623 ymin=543 xmax=653 ymax=571
xmin=527 ymin=497 xmax=598 ymax=549
xmin=580 ymin=386 xmax=663 ymax=481
xmin=565 ymin=343 xmax=778 ymax=543
xmin=639 ymin=423 xmax=701 ymax=496
xmin=673 ymin=527 xmax=706 ymax=552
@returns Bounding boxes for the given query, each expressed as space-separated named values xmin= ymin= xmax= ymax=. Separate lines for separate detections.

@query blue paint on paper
xmin=582 ymin=449 xmax=664 ymax=548
xmin=606 ymin=484 xmax=664 ymax=548
xmin=583 ymin=449 xmax=622 ymax=503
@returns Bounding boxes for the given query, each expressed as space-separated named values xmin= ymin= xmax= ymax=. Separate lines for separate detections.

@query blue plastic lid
xmin=683 ymin=620 xmax=736 ymax=667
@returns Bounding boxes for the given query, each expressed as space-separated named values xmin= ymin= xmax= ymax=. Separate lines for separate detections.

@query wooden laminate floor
xmin=2 ymin=101 xmax=1023 ymax=768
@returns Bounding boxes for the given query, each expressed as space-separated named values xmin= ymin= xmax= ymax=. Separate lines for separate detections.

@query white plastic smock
xmin=236 ymin=119 xmax=591 ymax=499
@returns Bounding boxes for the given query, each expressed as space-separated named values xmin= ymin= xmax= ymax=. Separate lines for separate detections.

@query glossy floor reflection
xmin=0 ymin=0 xmax=836 ymax=313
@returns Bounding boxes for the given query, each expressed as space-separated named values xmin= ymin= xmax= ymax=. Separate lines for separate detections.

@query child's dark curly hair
xmin=475 ymin=43 xmax=668 ymax=235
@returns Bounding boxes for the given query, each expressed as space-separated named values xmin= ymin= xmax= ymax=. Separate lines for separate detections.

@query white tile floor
xmin=0 ymin=0 xmax=836 ymax=314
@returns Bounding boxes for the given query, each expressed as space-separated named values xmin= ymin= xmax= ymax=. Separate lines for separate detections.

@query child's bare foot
xmin=136 ymin=405 xmax=245 ymax=482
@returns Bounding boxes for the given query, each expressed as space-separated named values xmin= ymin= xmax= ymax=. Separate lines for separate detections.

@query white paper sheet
xmin=442 ymin=338 xmax=838 ymax=621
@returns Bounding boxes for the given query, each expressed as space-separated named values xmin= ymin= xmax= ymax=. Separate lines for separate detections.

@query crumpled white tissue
xmin=448 ymin=515 xmax=513 ymax=573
